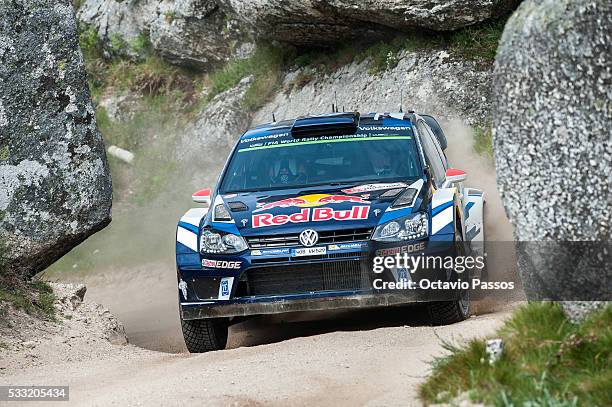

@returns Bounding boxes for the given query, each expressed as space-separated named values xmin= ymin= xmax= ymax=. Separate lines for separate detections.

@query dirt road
xmin=1 ymin=300 xmax=512 ymax=406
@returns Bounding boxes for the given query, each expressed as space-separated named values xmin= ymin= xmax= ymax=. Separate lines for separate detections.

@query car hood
xmin=219 ymin=181 xmax=421 ymax=236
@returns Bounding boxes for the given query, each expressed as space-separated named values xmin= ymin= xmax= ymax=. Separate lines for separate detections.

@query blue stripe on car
xmin=465 ymin=201 xmax=475 ymax=218
xmin=178 ymin=222 xmax=199 ymax=234
xmin=431 ymin=201 xmax=453 ymax=216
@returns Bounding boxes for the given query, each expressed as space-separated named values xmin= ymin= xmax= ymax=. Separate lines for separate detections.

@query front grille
xmin=246 ymin=228 xmax=372 ymax=249
xmin=246 ymin=259 xmax=371 ymax=296
xmin=250 ymin=251 xmax=366 ymax=265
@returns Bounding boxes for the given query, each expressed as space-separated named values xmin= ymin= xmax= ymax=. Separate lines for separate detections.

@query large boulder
xmin=223 ymin=0 xmax=520 ymax=46
xmin=0 ymin=0 xmax=112 ymax=282
xmin=150 ymin=0 xmax=249 ymax=69
xmin=78 ymin=0 xmax=249 ymax=70
xmin=493 ymin=0 xmax=611 ymax=303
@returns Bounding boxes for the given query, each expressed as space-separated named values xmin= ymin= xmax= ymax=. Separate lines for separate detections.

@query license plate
xmin=292 ymin=246 xmax=327 ymax=257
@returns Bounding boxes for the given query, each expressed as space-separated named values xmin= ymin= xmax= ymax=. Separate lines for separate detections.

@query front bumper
xmin=178 ymin=238 xmax=463 ymax=320
xmin=180 ymin=290 xmax=457 ymax=320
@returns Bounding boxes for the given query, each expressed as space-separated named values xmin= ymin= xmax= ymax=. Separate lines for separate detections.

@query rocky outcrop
xmin=180 ymin=76 xmax=254 ymax=187
xmin=0 ymin=0 xmax=112 ymax=282
xmin=255 ymin=50 xmax=492 ymax=126
xmin=561 ymin=302 xmax=606 ymax=324
xmin=78 ymin=0 xmax=158 ymax=58
xmin=78 ymin=0 xmax=249 ymax=69
xmin=493 ymin=0 xmax=611 ymax=304
xmin=224 ymin=0 xmax=520 ymax=46
xmin=150 ymin=0 xmax=250 ymax=69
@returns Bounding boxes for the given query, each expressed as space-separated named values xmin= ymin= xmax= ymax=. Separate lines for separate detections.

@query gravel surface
xmin=0 ymin=300 xmax=512 ymax=406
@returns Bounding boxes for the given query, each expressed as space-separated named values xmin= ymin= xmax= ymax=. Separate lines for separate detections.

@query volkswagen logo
xmin=299 ymin=229 xmax=319 ymax=247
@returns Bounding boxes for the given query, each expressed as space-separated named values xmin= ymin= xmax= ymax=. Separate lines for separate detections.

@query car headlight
xmin=200 ymin=229 xmax=248 ymax=254
xmin=372 ymin=212 xmax=429 ymax=242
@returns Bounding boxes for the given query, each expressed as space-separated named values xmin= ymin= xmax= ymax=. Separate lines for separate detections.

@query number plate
xmin=291 ymin=246 xmax=327 ymax=257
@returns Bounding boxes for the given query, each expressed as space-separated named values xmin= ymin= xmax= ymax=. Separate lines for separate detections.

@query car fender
xmin=463 ymin=188 xmax=485 ymax=243
xmin=176 ymin=207 xmax=208 ymax=268
xmin=430 ymin=188 xmax=458 ymax=238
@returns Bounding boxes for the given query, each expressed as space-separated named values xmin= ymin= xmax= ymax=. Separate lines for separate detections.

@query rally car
xmin=176 ymin=112 xmax=485 ymax=352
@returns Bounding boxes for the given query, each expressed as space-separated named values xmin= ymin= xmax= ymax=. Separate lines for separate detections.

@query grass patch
xmin=473 ymin=125 xmax=493 ymax=158
xmin=0 ymin=280 xmax=56 ymax=320
xmin=207 ymin=44 xmax=289 ymax=110
xmin=0 ymin=145 xmax=9 ymax=161
xmin=79 ymin=22 xmax=199 ymax=100
xmin=420 ymin=303 xmax=612 ymax=406
xmin=448 ymin=18 xmax=506 ymax=62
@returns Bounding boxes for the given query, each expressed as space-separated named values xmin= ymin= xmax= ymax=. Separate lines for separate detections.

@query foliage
xmin=420 ymin=303 xmax=612 ymax=406
xmin=448 ymin=18 xmax=507 ymax=62
xmin=0 ymin=280 xmax=57 ymax=320
xmin=0 ymin=145 xmax=9 ymax=161
xmin=207 ymin=44 xmax=289 ymax=110
xmin=79 ymin=24 xmax=103 ymax=62
xmin=164 ymin=10 xmax=177 ymax=24
xmin=473 ymin=125 xmax=493 ymax=158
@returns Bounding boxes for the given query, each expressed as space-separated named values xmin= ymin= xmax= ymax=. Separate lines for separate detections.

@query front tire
xmin=426 ymin=291 xmax=470 ymax=325
xmin=181 ymin=318 xmax=228 ymax=353
xmin=426 ymin=231 xmax=471 ymax=325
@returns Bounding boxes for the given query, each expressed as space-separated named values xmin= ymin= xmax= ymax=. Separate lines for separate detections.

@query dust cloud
xmin=441 ymin=119 xmax=514 ymax=241
xmin=441 ymin=119 xmax=521 ymax=312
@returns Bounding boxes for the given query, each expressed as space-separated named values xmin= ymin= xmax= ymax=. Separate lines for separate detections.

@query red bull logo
xmin=252 ymin=206 xmax=370 ymax=228
xmin=255 ymin=194 xmax=369 ymax=212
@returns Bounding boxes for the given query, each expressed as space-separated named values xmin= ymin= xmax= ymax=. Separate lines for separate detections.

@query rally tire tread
xmin=427 ymin=300 xmax=468 ymax=326
xmin=181 ymin=318 xmax=228 ymax=353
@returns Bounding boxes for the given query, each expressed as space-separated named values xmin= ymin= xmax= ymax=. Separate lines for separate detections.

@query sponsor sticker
xmin=291 ymin=246 xmax=327 ymax=257
xmin=218 ymin=277 xmax=234 ymax=300
xmin=202 ymin=259 xmax=242 ymax=269
xmin=251 ymin=248 xmax=291 ymax=257
xmin=252 ymin=206 xmax=370 ymax=228
xmin=254 ymin=194 xmax=369 ymax=212
xmin=342 ymin=183 xmax=408 ymax=194
xmin=328 ymin=242 xmax=367 ymax=251
xmin=375 ymin=241 xmax=426 ymax=257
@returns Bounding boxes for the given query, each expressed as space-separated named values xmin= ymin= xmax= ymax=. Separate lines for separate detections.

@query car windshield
xmin=219 ymin=133 xmax=422 ymax=193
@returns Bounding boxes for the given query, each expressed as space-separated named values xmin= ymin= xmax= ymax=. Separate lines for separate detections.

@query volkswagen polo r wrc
xmin=176 ymin=112 xmax=486 ymax=352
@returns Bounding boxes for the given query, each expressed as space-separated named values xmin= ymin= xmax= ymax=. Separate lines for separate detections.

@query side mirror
xmin=192 ymin=188 xmax=212 ymax=206
xmin=445 ymin=168 xmax=467 ymax=183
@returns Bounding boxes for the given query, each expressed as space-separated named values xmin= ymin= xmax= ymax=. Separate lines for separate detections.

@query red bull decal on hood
xmin=254 ymin=194 xmax=370 ymax=213
xmin=252 ymin=206 xmax=370 ymax=228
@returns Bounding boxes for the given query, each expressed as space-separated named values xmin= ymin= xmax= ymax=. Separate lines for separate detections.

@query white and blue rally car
xmin=176 ymin=112 xmax=485 ymax=352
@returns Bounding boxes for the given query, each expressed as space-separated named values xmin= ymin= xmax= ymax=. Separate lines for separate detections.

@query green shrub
xmin=473 ymin=125 xmax=493 ymax=158
xmin=420 ymin=303 xmax=612 ymax=406
xmin=79 ymin=24 xmax=103 ymax=61
xmin=448 ymin=18 xmax=506 ymax=62
xmin=0 ymin=280 xmax=57 ymax=320
xmin=208 ymin=44 xmax=289 ymax=111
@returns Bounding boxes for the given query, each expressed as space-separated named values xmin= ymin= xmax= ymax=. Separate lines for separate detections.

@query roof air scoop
xmin=290 ymin=112 xmax=360 ymax=138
